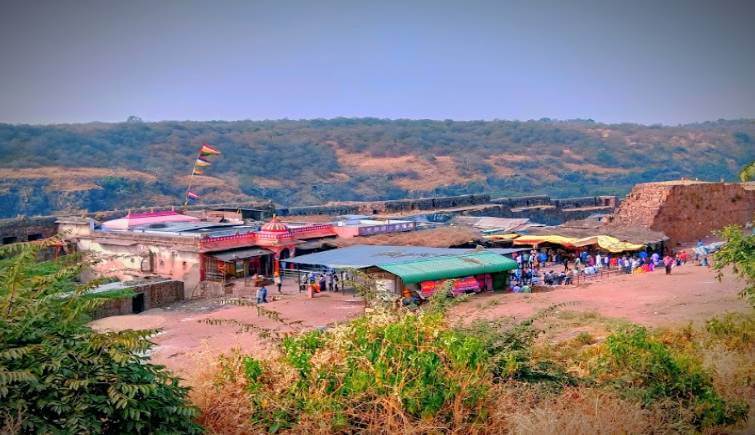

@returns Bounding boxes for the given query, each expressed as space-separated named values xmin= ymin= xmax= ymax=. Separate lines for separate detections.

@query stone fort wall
xmin=612 ymin=181 xmax=755 ymax=246
xmin=1 ymin=193 xmax=619 ymax=243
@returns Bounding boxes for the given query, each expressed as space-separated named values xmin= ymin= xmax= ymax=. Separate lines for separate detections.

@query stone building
xmin=0 ymin=216 xmax=58 ymax=245
xmin=611 ymin=180 xmax=755 ymax=246
xmin=58 ymin=211 xmax=336 ymax=298
xmin=90 ymin=279 xmax=184 ymax=319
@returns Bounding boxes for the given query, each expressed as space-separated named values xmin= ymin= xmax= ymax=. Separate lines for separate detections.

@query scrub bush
xmin=594 ymin=325 xmax=747 ymax=428
xmin=196 ymin=292 xmax=574 ymax=433
xmin=241 ymin=309 xmax=495 ymax=431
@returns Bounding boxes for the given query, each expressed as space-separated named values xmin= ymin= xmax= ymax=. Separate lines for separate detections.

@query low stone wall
xmin=91 ymin=279 xmax=184 ymax=319
xmin=92 ymin=296 xmax=134 ymax=318
xmin=490 ymin=195 xmax=550 ymax=207
xmin=140 ymin=280 xmax=184 ymax=309
xmin=279 ymin=193 xmax=617 ymax=225
xmin=0 ymin=216 xmax=58 ymax=245
xmin=278 ymin=204 xmax=361 ymax=217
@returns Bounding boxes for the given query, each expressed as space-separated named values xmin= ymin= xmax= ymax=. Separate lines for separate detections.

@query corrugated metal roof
xmin=454 ymin=216 xmax=531 ymax=232
xmin=378 ymin=252 xmax=518 ymax=284
xmin=282 ymin=245 xmax=488 ymax=269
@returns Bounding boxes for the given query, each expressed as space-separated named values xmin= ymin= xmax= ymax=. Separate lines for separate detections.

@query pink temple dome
xmin=260 ymin=216 xmax=289 ymax=233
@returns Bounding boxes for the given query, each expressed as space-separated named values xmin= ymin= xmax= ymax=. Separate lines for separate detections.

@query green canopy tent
xmin=378 ymin=251 xmax=517 ymax=284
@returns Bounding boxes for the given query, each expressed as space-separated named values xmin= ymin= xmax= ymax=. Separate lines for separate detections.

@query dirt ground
xmin=90 ymin=263 xmax=749 ymax=377
xmin=89 ymin=282 xmax=365 ymax=377
xmin=450 ymin=263 xmax=750 ymax=327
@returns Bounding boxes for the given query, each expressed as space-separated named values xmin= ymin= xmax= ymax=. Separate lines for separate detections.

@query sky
xmin=1 ymin=0 xmax=754 ymax=125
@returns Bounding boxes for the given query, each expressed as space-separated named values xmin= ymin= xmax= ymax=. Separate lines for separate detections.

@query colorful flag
xmin=199 ymin=144 xmax=221 ymax=156
xmin=192 ymin=168 xmax=204 ymax=175
xmin=187 ymin=191 xmax=200 ymax=199
xmin=195 ymin=157 xmax=211 ymax=167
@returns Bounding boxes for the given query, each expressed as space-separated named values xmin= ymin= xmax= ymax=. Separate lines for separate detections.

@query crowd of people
xmin=301 ymin=271 xmax=340 ymax=296
xmin=509 ymin=245 xmax=691 ymax=290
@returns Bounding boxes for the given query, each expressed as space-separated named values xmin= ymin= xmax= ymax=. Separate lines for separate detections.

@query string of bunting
xmin=184 ymin=144 xmax=221 ymax=206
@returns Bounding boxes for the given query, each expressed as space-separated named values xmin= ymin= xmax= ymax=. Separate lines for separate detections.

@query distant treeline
xmin=0 ymin=118 xmax=753 ymax=217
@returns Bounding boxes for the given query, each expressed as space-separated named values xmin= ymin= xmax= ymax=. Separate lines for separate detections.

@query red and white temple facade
xmin=58 ymin=212 xmax=336 ymax=298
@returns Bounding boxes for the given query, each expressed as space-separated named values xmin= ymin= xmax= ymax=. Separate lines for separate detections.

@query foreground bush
xmin=194 ymin=301 xmax=752 ymax=434
xmin=194 ymin=301 xmax=557 ymax=433
xmin=594 ymin=325 xmax=748 ymax=428
xmin=0 ymin=242 xmax=201 ymax=433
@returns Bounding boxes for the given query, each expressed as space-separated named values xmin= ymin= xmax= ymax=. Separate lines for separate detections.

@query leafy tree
xmin=712 ymin=225 xmax=755 ymax=306
xmin=0 ymin=241 xmax=202 ymax=433
xmin=739 ymin=160 xmax=755 ymax=182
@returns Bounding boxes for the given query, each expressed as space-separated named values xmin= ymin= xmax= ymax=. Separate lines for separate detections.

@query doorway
xmin=132 ymin=293 xmax=145 ymax=314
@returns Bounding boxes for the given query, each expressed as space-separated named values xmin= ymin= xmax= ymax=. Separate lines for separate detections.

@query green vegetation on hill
xmin=0 ymin=118 xmax=753 ymax=217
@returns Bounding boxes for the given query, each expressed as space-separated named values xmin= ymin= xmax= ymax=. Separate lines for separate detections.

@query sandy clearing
xmin=450 ymin=264 xmax=749 ymax=327
xmin=90 ymin=283 xmax=365 ymax=376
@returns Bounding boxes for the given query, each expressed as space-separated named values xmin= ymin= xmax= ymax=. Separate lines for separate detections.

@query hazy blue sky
xmin=1 ymin=0 xmax=754 ymax=125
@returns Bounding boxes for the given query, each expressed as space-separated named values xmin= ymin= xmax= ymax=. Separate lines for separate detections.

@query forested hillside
xmin=0 ymin=118 xmax=753 ymax=217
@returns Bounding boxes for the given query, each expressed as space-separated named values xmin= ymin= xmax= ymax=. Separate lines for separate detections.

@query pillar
xmin=199 ymin=253 xmax=206 ymax=281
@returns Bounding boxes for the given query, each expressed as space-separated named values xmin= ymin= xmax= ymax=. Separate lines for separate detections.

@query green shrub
xmin=236 ymin=307 xmax=554 ymax=432
xmin=0 ymin=242 xmax=202 ymax=433
xmin=595 ymin=326 xmax=747 ymax=428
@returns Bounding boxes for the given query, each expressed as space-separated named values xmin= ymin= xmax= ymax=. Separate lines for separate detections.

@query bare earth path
xmin=90 ymin=284 xmax=364 ymax=376
xmin=450 ymin=264 xmax=749 ymax=327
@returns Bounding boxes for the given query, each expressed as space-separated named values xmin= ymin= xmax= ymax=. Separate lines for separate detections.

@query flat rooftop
xmin=100 ymin=221 xmax=260 ymax=238
xmin=282 ymin=244 xmax=525 ymax=269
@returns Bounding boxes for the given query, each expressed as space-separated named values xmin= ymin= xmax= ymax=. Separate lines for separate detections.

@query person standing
xmin=663 ymin=255 xmax=673 ymax=275
xmin=327 ymin=271 xmax=335 ymax=291
xmin=319 ymin=274 xmax=327 ymax=293
xmin=256 ymin=285 xmax=268 ymax=304
xmin=274 ymin=273 xmax=282 ymax=293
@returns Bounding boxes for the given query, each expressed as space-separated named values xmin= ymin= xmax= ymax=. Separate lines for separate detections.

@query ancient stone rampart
xmin=612 ymin=181 xmax=755 ymax=245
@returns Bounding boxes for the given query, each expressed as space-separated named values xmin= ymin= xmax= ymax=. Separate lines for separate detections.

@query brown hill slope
xmin=0 ymin=118 xmax=752 ymax=217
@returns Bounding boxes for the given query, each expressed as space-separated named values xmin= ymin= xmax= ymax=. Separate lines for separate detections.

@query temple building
xmin=58 ymin=211 xmax=336 ymax=298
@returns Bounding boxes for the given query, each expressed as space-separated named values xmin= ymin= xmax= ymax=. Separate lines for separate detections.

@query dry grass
xmin=186 ymin=350 xmax=256 ymax=434
xmin=0 ymin=166 xmax=157 ymax=191
xmin=497 ymin=387 xmax=652 ymax=434
xmin=333 ymin=147 xmax=485 ymax=190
